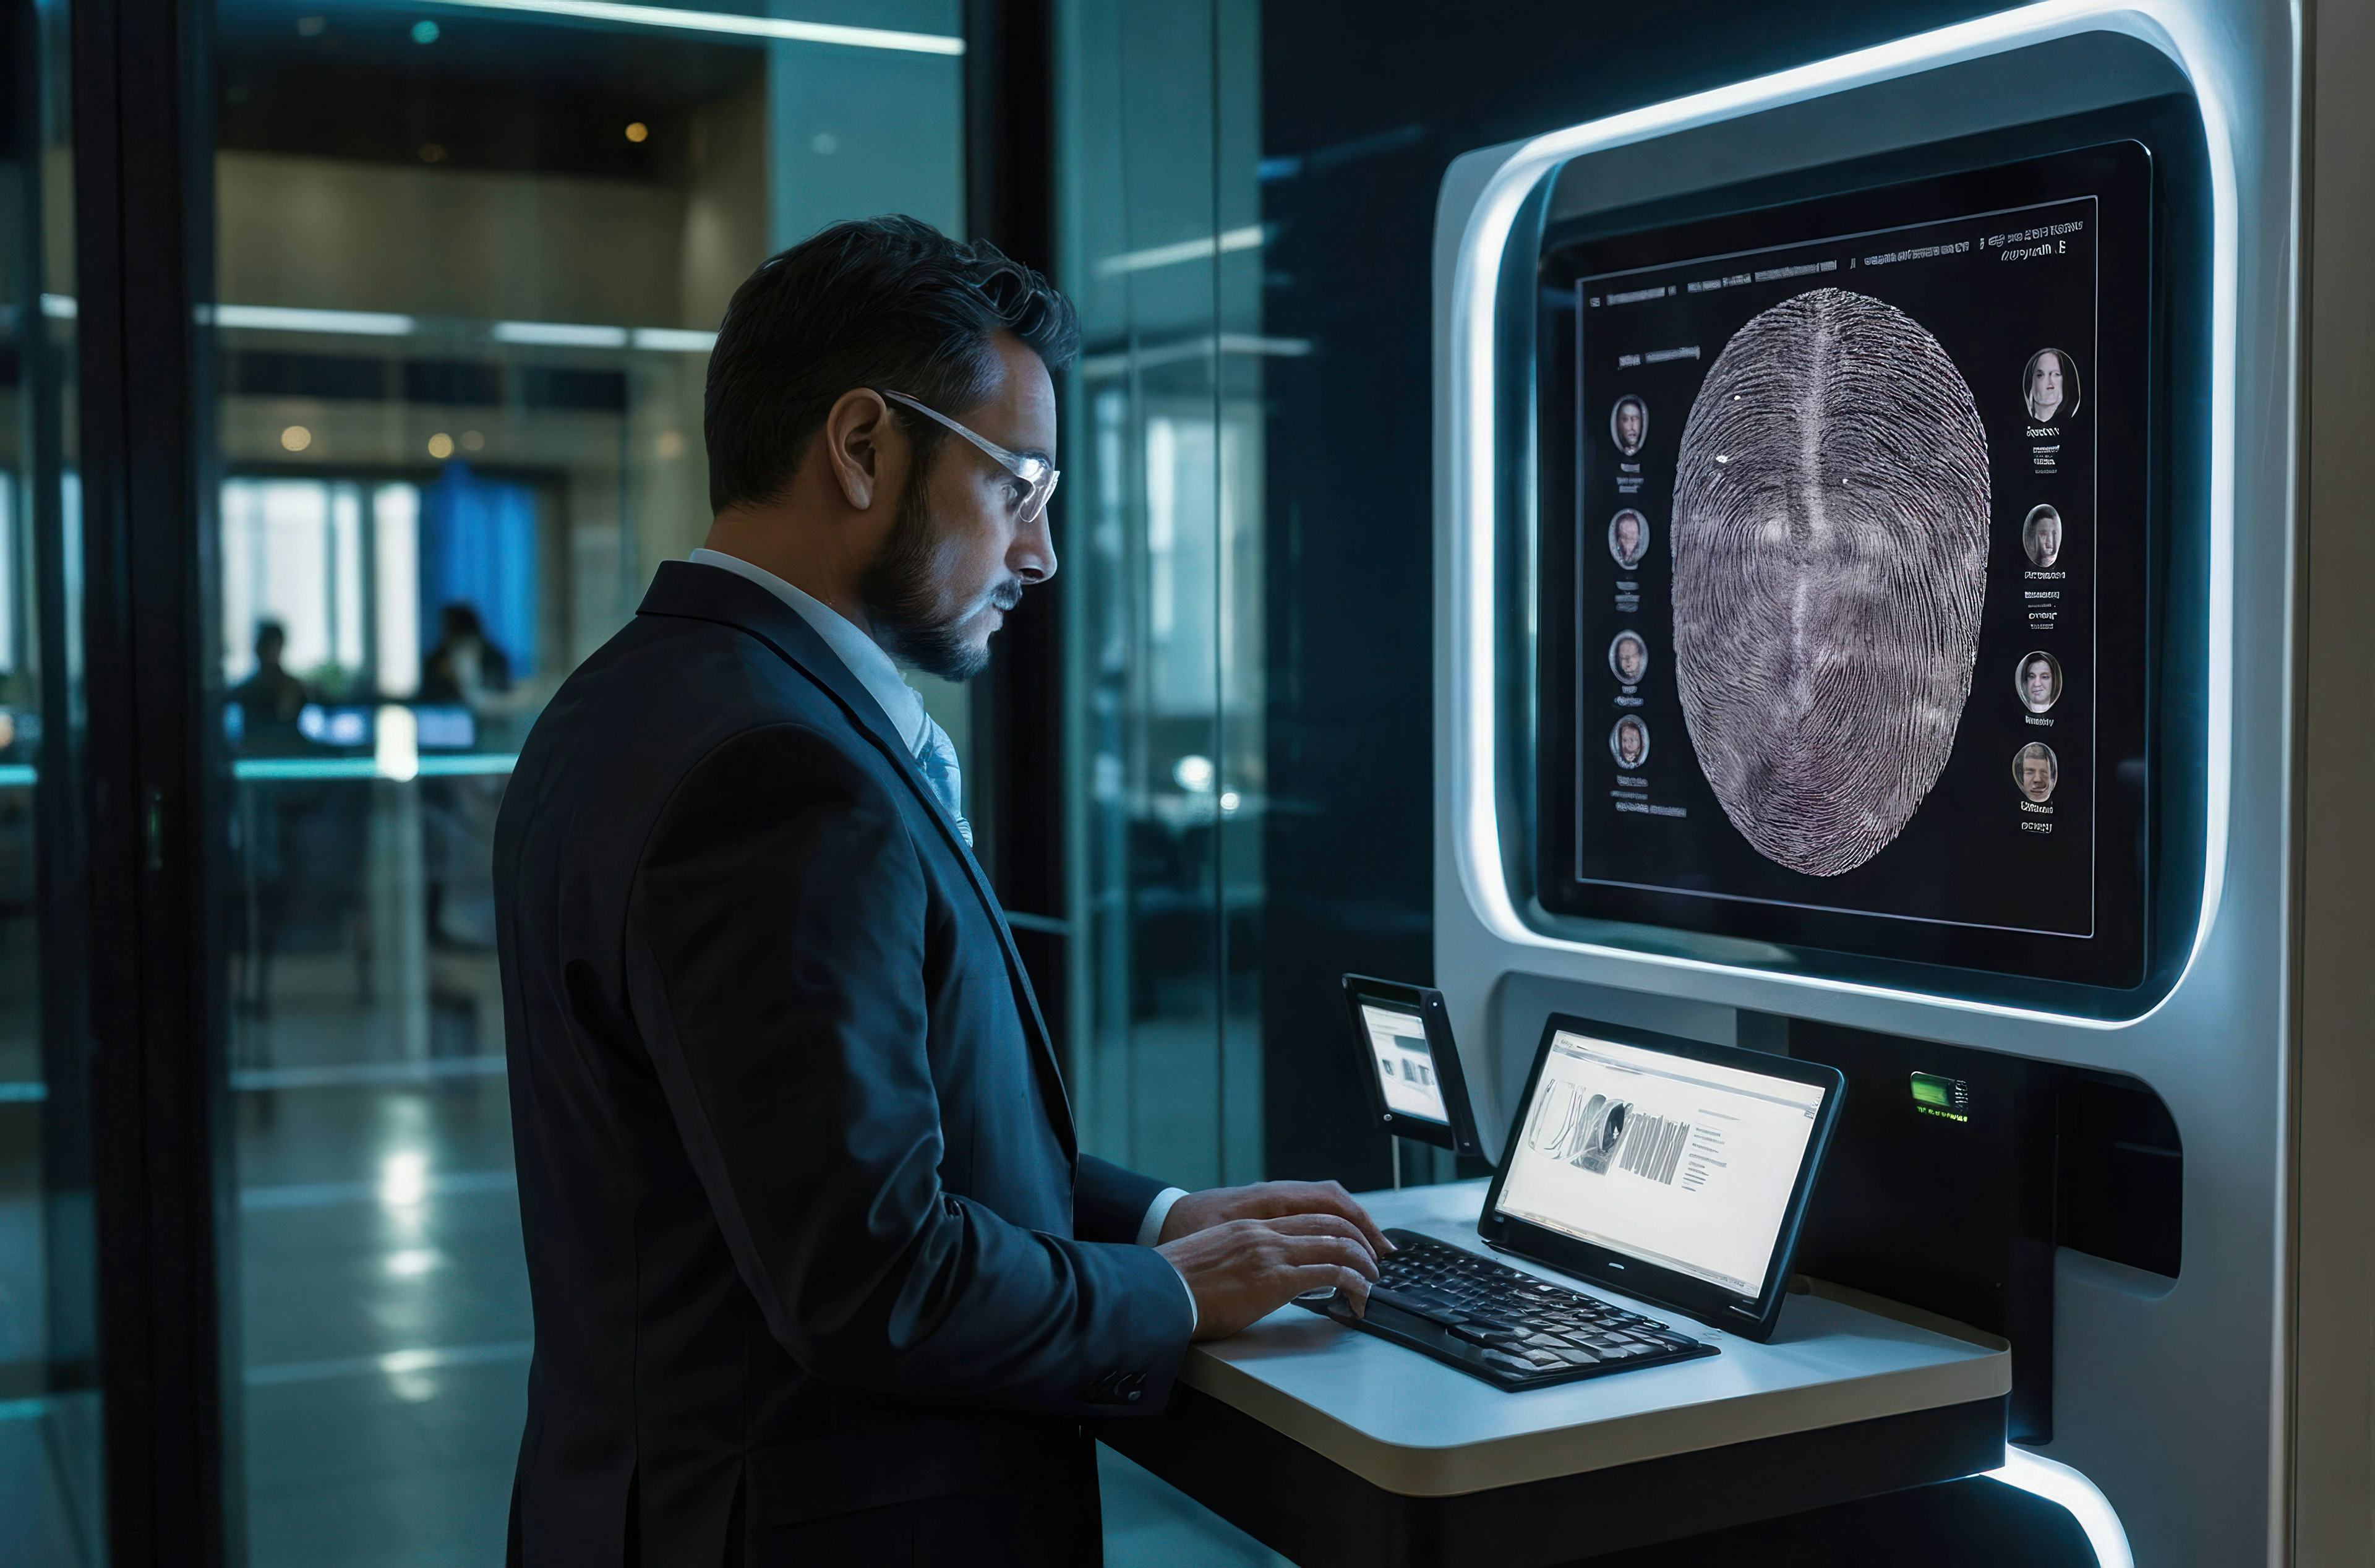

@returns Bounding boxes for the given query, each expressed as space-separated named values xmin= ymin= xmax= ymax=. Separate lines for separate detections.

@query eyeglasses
xmin=880 ymin=390 xmax=1061 ymax=525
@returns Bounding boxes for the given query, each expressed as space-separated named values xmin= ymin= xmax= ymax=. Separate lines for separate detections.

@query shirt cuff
xmin=1136 ymin=1186 xmax=1189 ymax=1247
xmin=1137 ymin=1186 xmax=1196 ymax=1334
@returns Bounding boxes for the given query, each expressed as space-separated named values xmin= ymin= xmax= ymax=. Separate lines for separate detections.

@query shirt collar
xmin=687 ymin=548 xmax=927 ymax=752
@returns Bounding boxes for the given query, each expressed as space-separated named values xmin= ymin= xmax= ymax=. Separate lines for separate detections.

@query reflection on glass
xmin=207 ymin=2 xmax=965 ymax=1561
xmin=0 ymin=0 xmax=105 ymax=1556
xmin=1060 ymin=0 xmax=1266 ymax=1195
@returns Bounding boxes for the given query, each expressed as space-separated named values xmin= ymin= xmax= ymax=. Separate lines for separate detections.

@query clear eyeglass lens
xmin=1025 ymin=469 xmax=1060 ymax=523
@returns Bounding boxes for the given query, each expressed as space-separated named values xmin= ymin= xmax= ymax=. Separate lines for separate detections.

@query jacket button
xmin=1125 ymin=1388 xmax=1142 ymax=1403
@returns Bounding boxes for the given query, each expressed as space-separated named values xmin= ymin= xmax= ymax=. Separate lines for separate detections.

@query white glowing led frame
xmin=1442 ymin=0 xmax=2257 ymax=1029
xmin=1431 ymin=3 xmax=2306 ymax=1564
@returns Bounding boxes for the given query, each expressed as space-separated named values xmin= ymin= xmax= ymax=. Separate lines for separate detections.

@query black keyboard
xmin=1298 ymin=1229 xmax=1718 ymax=1389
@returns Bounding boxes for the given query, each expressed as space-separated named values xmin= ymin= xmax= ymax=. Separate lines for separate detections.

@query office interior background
xmin=0 ymin=0 xmax=2288 ymax=1564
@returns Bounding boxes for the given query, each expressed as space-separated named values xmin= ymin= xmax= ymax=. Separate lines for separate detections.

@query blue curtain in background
xmin=420 ymin=463 xmax=539 ymax=679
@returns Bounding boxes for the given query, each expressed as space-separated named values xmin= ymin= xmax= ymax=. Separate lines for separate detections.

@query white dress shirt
xmin=685 ymin=549 xmax=1195 ymax=1327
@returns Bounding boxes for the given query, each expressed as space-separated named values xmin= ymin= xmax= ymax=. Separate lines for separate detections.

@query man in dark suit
xmin=495 ymin=216 xmax=1386 ymax=1567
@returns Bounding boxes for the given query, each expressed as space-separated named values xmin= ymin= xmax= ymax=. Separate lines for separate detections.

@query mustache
xmin=989 ymin=579 xmax=1025 ymax=612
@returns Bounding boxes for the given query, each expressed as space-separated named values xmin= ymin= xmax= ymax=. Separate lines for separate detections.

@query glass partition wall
xmin=1056 ymin=0 xmax=1267 ymax=1198
xmin=12 ymin=0 xmax=1414 ymax=1560
xmin=201 ymin=4 xmax=963 ymax=1562
xmin=1054 ymin=0 xmax=1439 ymax=1212
xmin=0 ymin=0 xmax=105 ymax=1559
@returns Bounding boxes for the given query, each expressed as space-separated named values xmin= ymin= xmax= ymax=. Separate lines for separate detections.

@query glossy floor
xmin=226 ymin=993 xmax=1277 ymax=1566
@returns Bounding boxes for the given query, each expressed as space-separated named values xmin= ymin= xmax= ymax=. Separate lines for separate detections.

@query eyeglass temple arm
xmin=880 ymin=390 xmax=1038 ymax=480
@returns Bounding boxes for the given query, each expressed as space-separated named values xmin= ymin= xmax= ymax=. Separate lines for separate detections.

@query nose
xmin=1012 ymin=504 xmax=1058 ymax=586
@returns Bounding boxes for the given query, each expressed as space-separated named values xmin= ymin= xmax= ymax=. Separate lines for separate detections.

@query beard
xmin=858 ymin=461 xmax=1024 ymax=682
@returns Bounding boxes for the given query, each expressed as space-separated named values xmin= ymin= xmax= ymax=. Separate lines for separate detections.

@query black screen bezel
xmin=1533 ymin=140 xmax=2155 ymax=988
xmin=1340 ymin=975 xmax=1484 ymax=1155
xmin=1478 ymin=1014 xmax=1845 ymax=1342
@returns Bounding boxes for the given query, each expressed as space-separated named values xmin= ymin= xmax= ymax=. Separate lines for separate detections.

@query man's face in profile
xmin=1618 ymin=727 xmax=1643 ymax=765
xmin=2028 ymin=353 xmax=2065 ymax=419
xmin=864 ymin=333 xmax=1058 ymax=680
xmin=1617 ymin=403 xmax=1643 ymax=449
xmin=2021 ymin=754 xmax=2054 ymax=800
xmin=1615 ymin=639 xmax=1643 ymax=683
xmin=2024 ymin=660 xmax=2055 ymax=708
xmin=1615 ymin=516 xmax=1640 ymax=560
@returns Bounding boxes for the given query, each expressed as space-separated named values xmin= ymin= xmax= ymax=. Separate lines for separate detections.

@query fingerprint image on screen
xmin=1669 ymin=286 xmax=1991 ymax=877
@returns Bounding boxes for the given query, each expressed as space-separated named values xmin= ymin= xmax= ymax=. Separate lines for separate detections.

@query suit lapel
xmin=637 ymin=562 xmax=1077 ymax=1155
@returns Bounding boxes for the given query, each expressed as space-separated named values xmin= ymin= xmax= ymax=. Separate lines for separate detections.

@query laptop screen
xmin=1492 ymin=1029 xmax=1828 ymax=1296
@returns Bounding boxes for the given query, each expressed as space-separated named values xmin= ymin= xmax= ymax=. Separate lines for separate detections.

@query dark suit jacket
xmin=495 ymin=561 xmax=1192 ymax=1566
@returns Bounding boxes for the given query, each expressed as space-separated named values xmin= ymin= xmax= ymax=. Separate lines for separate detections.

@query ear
xmin=821 ymin=388 xmax=896 ymax=511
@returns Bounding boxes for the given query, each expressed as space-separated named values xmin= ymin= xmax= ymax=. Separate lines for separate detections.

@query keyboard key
xmin=1367 ymin=1285 xmax=1462 ymax=1320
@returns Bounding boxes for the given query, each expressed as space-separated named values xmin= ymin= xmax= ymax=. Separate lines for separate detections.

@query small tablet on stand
xmin=1341 ymin=976 xmax=1484 ymax=1184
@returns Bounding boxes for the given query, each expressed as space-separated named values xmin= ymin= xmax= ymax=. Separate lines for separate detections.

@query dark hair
xmin=703 ymin=215 xmax=1080 ymax=513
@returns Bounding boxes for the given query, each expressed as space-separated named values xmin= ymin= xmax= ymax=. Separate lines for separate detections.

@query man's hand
xmin=1158 ymin=1179 xmax=1395 ymax=1260
xmin=1157 ymin=1215 xmax=1381 ymax=1341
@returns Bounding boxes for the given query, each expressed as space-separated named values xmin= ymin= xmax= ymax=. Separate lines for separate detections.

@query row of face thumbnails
xmin=1602 ymin=345 xmax=2081 ymax=460
xmin=1604 ymin=503 xmax=2067 ymax=571
xmin=1607 ymin=717 xmax=2064 ymax=804
xmin=1606 ymin=631 xmax=2069 ymax=806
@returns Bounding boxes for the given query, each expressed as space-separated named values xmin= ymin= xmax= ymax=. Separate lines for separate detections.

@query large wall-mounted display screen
xmin=1536 ymin=142 xmax=2153 ymax=987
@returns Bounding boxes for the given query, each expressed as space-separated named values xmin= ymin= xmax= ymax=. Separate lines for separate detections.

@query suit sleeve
xmin=623 ymin=722 xmax=1191 ymax=1415
xmin=1074 ymin=1155 xmax=1168 ymax=1246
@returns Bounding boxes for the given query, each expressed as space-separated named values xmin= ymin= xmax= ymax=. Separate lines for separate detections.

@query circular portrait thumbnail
xmin=2016 ymin=650 xmax=2064 ymax=714
xmin=2021 ymin=348 xmax=2080 ymax=424
xmin=1609 ymin=509 xmax=1651 ymax=568
xmin=2013 ymin=741 xmax=2059 ymax=803
xmin=1611 ymin=716 xmax=1650 ymax=768
xmin=2021 ymin=503 xmax=2064 ymax=567
xmin=1611 ymin=396 xmax=1648 ymax=455
xmin=1609 ymin=630 xmax=1648 ymax=686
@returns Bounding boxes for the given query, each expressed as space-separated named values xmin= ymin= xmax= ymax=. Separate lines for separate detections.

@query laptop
xmin=1303 ymin=1011 xmax=1846 ymax=1389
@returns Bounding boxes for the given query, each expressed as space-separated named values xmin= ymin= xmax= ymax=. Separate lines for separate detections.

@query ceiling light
xmin=624 ymin=121 xmax=648 ymax=143
xmin=460 ymin=430 xmax=484 ymax=452
xmin=427 ymin=432 xmax=454 ymax=460
xmin=216 ymin=304 xmax=416 ymax=335
xmin=629 ymin=326 xmax=716 ymax=352
xmin=411 ymin=19 xmax=440 ymax=42
xmin=494 ymin=320 xmax=628 ymax=348
xmin=1095 ymin=225 xmax=1269 ymax=278
xmin=280 ymin=425 xmax=312 ymax=453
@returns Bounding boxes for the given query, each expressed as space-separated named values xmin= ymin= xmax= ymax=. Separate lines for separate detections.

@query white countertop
xmin=1178 ymin=1180 xmax=2010 ymax=1497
